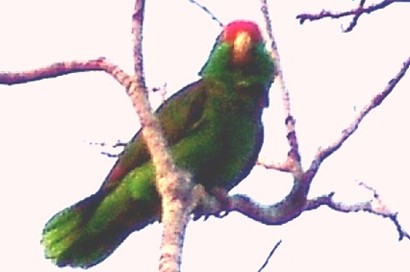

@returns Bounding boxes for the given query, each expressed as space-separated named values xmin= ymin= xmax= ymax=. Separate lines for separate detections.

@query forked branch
xmin=296 ymin=0 xmax=410 ymax=32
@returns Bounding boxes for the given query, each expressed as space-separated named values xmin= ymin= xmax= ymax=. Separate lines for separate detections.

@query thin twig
xmin=187 ymin=0 xmax=223 ymax=27
xmin=257 ymin=240 xmax=282 ymax=272
xmin=260 ymin=0 xmax=303 ymax=177
xmin=345 ymin=0 xmax=369 ymax=31
xmin=256 ymin=160 xmax=292 ymax=172
xmin=306 ymin=57 xmax=410 ymax=177
xmin=304 ymin=184 xmax=410 ymax=241
xmin=296 ymin=0 xmax=408 ymax=32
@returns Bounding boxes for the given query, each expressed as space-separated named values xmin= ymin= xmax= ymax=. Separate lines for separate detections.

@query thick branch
xmin=195 ymin=175 xmax=311 ymax=226
xmin=197 ymin=177 xmax=409 ymax=243
xmin=130 ymin=1 xmax=195 ymax=272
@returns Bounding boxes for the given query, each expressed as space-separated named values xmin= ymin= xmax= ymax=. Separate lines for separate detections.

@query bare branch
xmin=130 ymin=1 xmax=196 ymax=272
xmin=260 ymin=0 xmax=303 ymax=177
xmin=197 ymin=176 xmax=409 ymax=241
xmin=0 ymin=1 xmax=200 ymax=270
xmin=131 ymin=0 xmax=145 ymax=87
xmin=257 ymin=240 xmax=282 ymax=272
xmin=195 ymin=175 xmax=310 ymax=226
xmin=187 ymin=0 xmax=223 ymax=27
xmin=391 ymin=214 xmax=410 ymax=240
xmin=306 ymin=57 xmax=410 ymax=177
xmin=0 ymin=58 xmax=132 ymax=87
xmin=304 ymin=183 xmax=410 ymax=241
xmin=256 ymin=159 xmax=293 ymax=173
xmin=296 ymin=0 xmax=408 ymax=32
xmin=257 ymin=156 xmax=303 ymax=174
xmin=200 ymin=4 xmax=410 ymax=264
xmin=195 ymin=177 xmax=409 ymax=243
xmin=196 ymin=54 xmax=410 ymax=245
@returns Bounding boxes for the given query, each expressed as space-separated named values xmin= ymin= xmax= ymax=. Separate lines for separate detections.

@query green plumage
xmin=41 ymin=20 xmax=275 ymax=268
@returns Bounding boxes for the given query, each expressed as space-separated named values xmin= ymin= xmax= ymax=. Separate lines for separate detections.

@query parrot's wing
xmin=100 ymin=80 xmax=207 ymax=191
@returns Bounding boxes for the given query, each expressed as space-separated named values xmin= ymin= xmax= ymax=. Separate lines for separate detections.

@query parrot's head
xmin=222 ymin=20 xmax=263 ymax=66
xmin=200 ymin=20 xmax=275 ymax=91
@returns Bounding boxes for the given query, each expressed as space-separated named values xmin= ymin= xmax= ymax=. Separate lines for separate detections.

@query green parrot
xmin=42 ymin=20 xmax=275 ymax=268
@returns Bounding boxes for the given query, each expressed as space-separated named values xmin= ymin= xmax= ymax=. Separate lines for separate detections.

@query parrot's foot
xmin=192 ymin=186 xmax=232 ymax=220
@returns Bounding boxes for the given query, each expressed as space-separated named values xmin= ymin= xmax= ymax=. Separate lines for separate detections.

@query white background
xmin=0 ymin=0 xmax=409 ymax=271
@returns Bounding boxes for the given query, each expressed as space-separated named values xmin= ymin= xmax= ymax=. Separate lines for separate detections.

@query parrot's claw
xmin=192 ymin=186 xmax=233 ymax=220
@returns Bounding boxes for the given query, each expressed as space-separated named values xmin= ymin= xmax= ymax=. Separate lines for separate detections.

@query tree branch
xmin=197 ymin=177 xmax=410 ymax=242
xmin=260 ymin=0 xmax=303 ymax=178
xmin=130 ymin=1 xmax=196 ymax=272
xmin=187 ymin=0 xmax=223 ymax=27
xmin=0 ymin=1 xmax=197 ymax=271
xmin=257 ymin=240 xmax=282 ymax=272
xmin=256 ymin=159 xmax=293 ymax=173
xmin=198 ymin=57 xmax=410 ymax=245
xmin=1 ymin=1 xmax=408 ymax=270
xmin=306 ymin=57 xmax=410 ymax=178
xmin=296 ymin=0 xmax=409 ymax=32
xmin=195 ymin=173 xmax=310 ymax=226
xmin=0 ymin=58 xmax=132 ymax=87
xmin=305 ymin=182 xmax=410 ymax=241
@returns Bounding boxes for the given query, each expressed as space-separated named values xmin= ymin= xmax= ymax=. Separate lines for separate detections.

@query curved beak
xmin=232 ymin=31 xmax=252 ymax=65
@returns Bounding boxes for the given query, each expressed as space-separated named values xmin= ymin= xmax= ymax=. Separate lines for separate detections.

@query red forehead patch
xmin=223 ymin=20 xmax=263 ymax=43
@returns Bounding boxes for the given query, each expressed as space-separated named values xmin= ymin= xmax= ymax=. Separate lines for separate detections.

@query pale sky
xmin=0 ymin=1 xmax=409 ymax=271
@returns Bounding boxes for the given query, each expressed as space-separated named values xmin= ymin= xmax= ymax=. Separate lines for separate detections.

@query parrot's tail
xmin=41 ymin=189 xmax=160 ymax=268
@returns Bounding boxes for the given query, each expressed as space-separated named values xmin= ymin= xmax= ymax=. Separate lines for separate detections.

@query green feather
xmin=41 ymin=21 xmax=275 ymax=268
xmin=201 ymin=43 xmax=274 ymax=88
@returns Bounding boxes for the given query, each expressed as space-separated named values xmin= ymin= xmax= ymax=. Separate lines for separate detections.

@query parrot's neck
xmin=199 ymin=42 xmax=275 ymax=89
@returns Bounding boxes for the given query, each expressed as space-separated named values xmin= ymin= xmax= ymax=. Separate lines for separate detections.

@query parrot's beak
xmin=232 ymin=31 xmax=252 ymax=65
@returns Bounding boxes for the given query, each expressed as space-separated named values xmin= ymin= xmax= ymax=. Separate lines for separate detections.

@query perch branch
xmin=198 ymin=177 xmax=409 ymax=242
xmin=196 ymin=57 xmax=410 ymax=244
xmin=195 ymin=172 xmax=310 ymax=226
